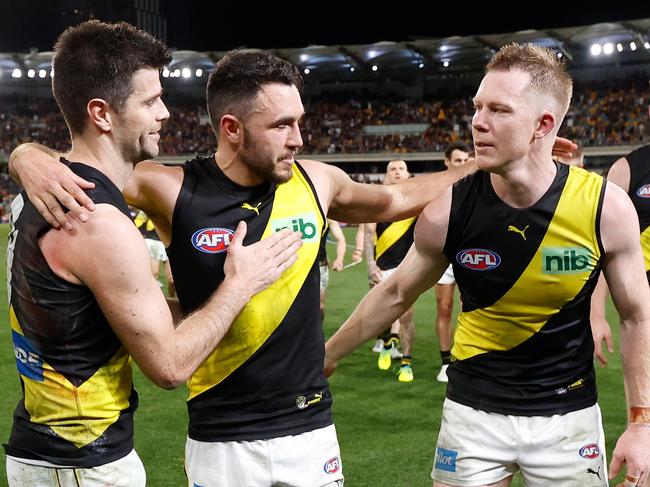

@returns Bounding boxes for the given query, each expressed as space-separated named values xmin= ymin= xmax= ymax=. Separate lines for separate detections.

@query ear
xmin=220 ymin=114 xmax=242 ymax=144
xmin=87 ymin=98 xmax=112 ymax=133
xmin=534 ymin=111 xmax=556 ymax=139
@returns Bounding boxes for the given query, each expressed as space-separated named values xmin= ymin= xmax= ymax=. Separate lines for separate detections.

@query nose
xmin=158 ymin=100 xmax=171 ymax=122
xmin=472 ymin=109 xmax=487 ymax=133
xmin=288 ymin=121 xmax=303 ymax=149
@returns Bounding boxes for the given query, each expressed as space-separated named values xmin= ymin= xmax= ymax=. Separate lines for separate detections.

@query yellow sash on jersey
xmin=375 ymin=217 xmax=416 ymax=260
xmin=453 ymin=167 xmax=603 ymax=360
xmin=10 ymin=305 xmax=133 ymax=448
xmin=188 ymin=164 xmax=324 ymax=400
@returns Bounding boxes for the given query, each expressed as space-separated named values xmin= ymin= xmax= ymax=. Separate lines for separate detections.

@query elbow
xmin=148 ymin=368 xmax=189 ymax=390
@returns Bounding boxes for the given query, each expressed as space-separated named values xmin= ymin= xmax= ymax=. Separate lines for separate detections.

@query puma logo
xmin=586 ymin=466 xmax=601 ymax=480
xmin=241 ymin=202 xmax=261 ymax=215
xmin=507 ymin=224 xmax=529 ymax=240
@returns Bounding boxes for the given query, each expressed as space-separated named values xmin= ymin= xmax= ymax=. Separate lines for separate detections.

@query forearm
xmin=326 ymin=280 xmax=408 ymax=362
xmin=620 ymin=318 xmax=650 ymax=407
xmin=9 ymin=143 xmax=62 ymax=184
xmin=590 ymin=274 xmax=609 ymax=321
xmin=172 ymin=278 xmax=251 ymax=383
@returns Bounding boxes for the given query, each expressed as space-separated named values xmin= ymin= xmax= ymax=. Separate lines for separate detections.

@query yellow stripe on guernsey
xmin=188 ymin=164 xmax=324 ymax=400
xmin=641 ymin=226 xmax=650 ymax=271
xmin=453 ymin=167 xmax=603 ymax=360
xmin=134 ymin=211 xmax=155 ymax=232
xmin=375 ymin=217 xmax=417 ymax=260
xmin=9 ymin=306 xmax=133 ymax=448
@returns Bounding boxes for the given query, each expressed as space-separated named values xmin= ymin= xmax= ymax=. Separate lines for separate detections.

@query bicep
xmin=606 ymin=157 xmax=630 ymax=192
xmin=600 ymin=183 xmax=650 ymax=321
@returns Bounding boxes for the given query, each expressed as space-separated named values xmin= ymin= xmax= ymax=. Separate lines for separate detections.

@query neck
xmin=489 ymin=149 xmax=557 ymax=208
xmin=213 ymin=148 xmax=263 ymax=186
xmin=67 ymin=135 xmax=133 ymax=191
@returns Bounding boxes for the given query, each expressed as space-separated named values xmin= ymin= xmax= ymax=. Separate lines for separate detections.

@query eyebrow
xmin=272 ymin=113 xmax=304 ymax=126
xmin=144 ymin=89 xmax=163 ymax=103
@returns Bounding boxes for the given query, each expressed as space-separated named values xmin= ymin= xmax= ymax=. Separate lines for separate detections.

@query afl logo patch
xmin=191 ymin=227 xmax=234 ymax=254
xmin=456 ymin=248 xmax=501 ymax=271
xmin=579 ymin=444 xmax=600 ymax=459
xmin=323 ymin=456 xmax=341 ymax=474
xmin=636 ymin=184 xmax=650 ymax=198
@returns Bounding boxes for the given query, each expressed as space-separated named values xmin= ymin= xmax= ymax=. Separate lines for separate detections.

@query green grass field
xmin=0 ymin=224 xmax=631 ymax=486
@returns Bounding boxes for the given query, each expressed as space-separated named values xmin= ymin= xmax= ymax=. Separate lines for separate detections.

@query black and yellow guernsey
xmin=626 ymin=145 xmax=650 ymax=282
xmin=167 ymin=156 xmax=330 ymax=441
xmin=374 ymin=217 xmax=416 ymax=270
xmin=5 ymin=161 xmax=137 ymax=467
xmin=134 ymin=209 xmax=159 ymax=240
xmin=444 ymin=163 xmax=605 ymax=416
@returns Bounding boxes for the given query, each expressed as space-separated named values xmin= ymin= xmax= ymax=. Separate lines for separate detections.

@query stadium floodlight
xmin=27 ymin=69 xmax=35 ymax=78
xmin=603 ymin=43 xmax=614 ymax=55
xmin=12 ymin=68 xmax=22 ymax=78
xmin=443 ymin=60 xmax=450 ymax=67
xmin=630 ymin=41 xmax=637 ymax=51
xmin=50 ymin=69 xmax=54 ymax=77
xmin=371 ymin=65 xmax=378 ymax=71
xmin=38 ymin=69 xmax=47 ymax=78
xmin=557 ymin=52 xmax=563 ymax=58
xmin=350 ymin=67 xmax=355 ymax=72
xmin=645 ymin=41 xmax=650 ymax=49
xmin=418 ymin=62 xmax=424 ymax=69
xmin=616 ymin=43 xmax=623 ymax=52
xmin=590 ymin=43 xmax=602 ymax=56
xmin=174 ymin=69 xmax=181 ymax=77
xmin=195 ymin=68 xmax=203 ymax=77
xmin=162 ymin=68 xmax=170 ymax=77
xmin=304 ymin=68 xmax=310 ymax=74
xmin=181 ymin=68 xmax=191 ymax=78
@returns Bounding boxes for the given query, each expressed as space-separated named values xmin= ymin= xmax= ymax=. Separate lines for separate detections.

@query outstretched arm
xmin=325 ymin=190 xmax=451 ymax=375
xmin=597 ymin=182 xmax=650 ymax=484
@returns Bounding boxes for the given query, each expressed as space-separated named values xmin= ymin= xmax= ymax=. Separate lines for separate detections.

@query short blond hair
xmin=487 ymin=43 xmax=572 ymax=120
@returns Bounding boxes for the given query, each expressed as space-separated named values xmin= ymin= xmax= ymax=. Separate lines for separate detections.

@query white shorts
xmin=144 ymin=238 xmax=168 ymax=262
xmin=432 ymin=399 xmax=607 ymax=486
xmin=437 ymin=265 xmax=455 ymax=285
xmin=380 ymin=267 xmax=396 ymax=279
xmin=320 ymin=264 xmax=330 ymax=292
xmin=186 ymin=424 xmax=344 ymax=487
xmin=6 ymin=449 xmax=145 ymax=487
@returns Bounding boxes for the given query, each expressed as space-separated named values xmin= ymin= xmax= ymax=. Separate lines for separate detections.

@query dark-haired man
xmin=5 ymin=23 xmax=300 ymax=487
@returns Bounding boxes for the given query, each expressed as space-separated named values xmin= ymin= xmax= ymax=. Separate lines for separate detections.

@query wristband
xmin=630 ymin=407 xmax=650 ymax=424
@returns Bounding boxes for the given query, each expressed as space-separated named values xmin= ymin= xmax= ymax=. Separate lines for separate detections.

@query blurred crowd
xmin=0 ymin=76 xmax=648 ymax=207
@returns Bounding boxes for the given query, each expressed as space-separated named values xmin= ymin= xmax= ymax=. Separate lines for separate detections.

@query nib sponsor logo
xmin=323 ymin=456 xmax=341 ymax=474
xmin=542 ymin=247 xmax=593 ymax=274
xmin=191 ymin=227 xmax=234 ymax=254
xmin=271 ymin=213 xmax=319 ymax=243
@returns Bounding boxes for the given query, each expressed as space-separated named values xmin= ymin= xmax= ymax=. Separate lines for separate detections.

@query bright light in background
xmin=12 ymin=68 xmax=22 ymax=78
xmin=630 ymin=41 xmax=637 ymax=51
xmin=616 ymin=43 xmax=623 ymax=52
xmin=418 ymin=62 xmax=424 ymax=69
xmin=603 ymin=42 xmax=614 ymax=55
xmin=350 ymin=67 xmax=355 ymax=72
xmin=304 ymin=68 xmax=310 ymax=74
xmin=645 ymin=41 xmax=650 ymax=49
xmin=443 ymin=60 xmax=450 ymax=67
xmin=27 ymin=69 xmax=35 ymax=78
xmin=162 ymin=68 xmax=169 ymax=77
xmin=590 ymin=43 xmax=602 ymax=56
xmin=299 ymin=54 xmax=309 ymax=62
xmin=195 ymin=68 xmax=203 ymax=77
xmin=38 ymin=69 xmax=47 ymax=78
xmin=371 ymin=65 xmax=378 ymax=71
xmin=181 ymin=68 xmax=191 ymax=78
xmin=557 ymin=52 xmax=563 ymax=58
xmin=50 ymin=69 xmax=54 ymax=77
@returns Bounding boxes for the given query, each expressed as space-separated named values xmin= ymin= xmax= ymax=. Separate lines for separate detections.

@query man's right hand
xmin=223 ymin=222 xmax=303 ymax=298
xmin=10 ymin=144 xmax=95 ymax=230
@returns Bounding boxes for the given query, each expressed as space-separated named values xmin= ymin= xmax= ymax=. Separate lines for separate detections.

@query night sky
xmin=1 ymin=0 xmax=649 ymax=52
